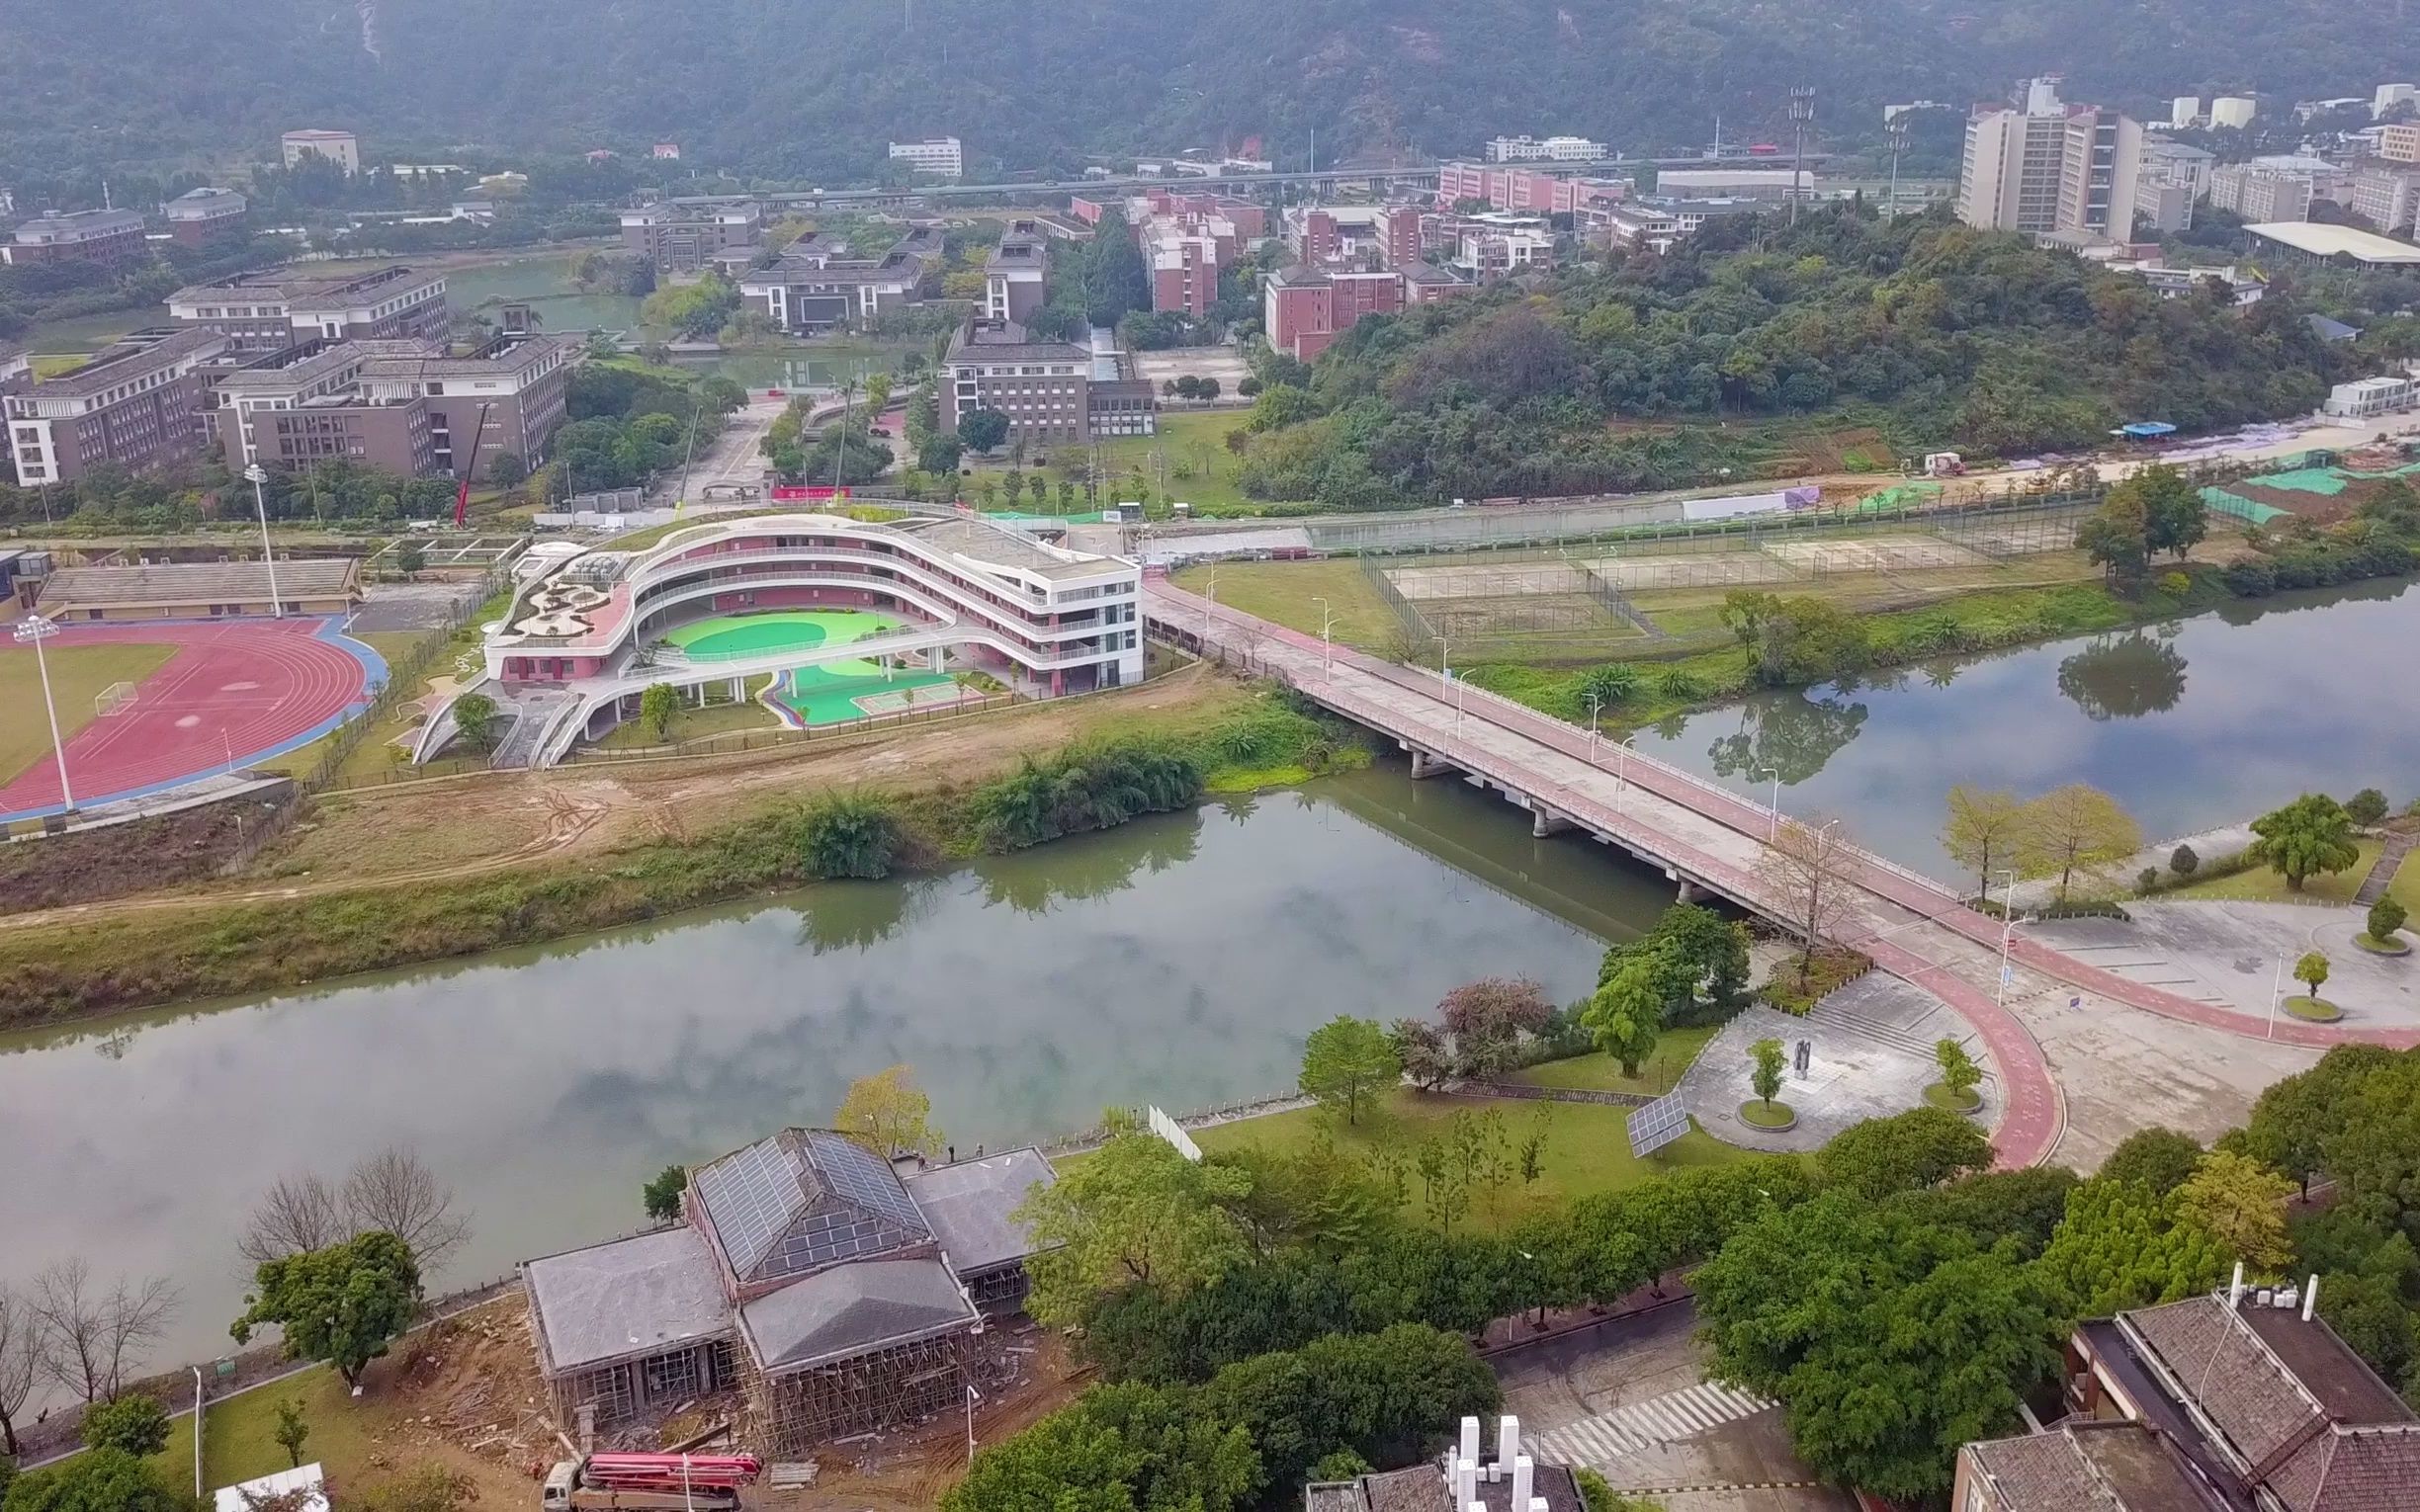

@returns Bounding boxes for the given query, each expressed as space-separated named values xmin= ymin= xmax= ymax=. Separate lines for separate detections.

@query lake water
xmin=0 ymin=766 xmax=1654 ymax=1369
xmin=1628 ymin=579 xmax=2420 ymax=876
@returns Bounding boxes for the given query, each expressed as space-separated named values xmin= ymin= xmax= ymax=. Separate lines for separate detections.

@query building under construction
xmin=521 ymin=1131 xmax=1057 ymax=1455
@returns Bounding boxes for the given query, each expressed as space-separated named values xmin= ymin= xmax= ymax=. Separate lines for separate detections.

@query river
xmin=7 ymin=579 xmax=2415 ymax=1374
xmin=1628 ymin=578 xmax=2420 ymax=877
xmin=0 ymin=767 xmax=1657 ymax=1370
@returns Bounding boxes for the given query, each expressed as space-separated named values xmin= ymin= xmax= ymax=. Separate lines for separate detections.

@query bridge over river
xmin=1144 ymin=576 xmax=2420 ymax=1170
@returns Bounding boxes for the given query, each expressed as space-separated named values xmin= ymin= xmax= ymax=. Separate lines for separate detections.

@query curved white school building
xmin=461 ymin=512 xmax=1143 ymax=765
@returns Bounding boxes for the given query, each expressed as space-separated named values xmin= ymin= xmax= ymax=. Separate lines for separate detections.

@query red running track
xmin=0 ymin=619 xmax=373 ymax=817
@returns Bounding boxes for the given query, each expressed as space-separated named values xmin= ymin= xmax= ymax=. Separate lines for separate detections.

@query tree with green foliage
xmin=1605 ymin=902 xmax=1751 ymax=1021
xmin=449 ymin=692 xmax=499 ymax=756
xmin=2077 ymin=490 xmax=2152 ymax=588
xmin=272 ymin=1398 xmax=309 ymax=1470
xmin=2123 ymin=463 xmax=2208 ymax=560
xmin=2344 ymin=788 xmax=2390 ymax=827
xmin=941 ymin=1379 xmax=1257 ymax=1512
xmin=1942 ymin=785 xmax=2026 ymax=900
xmin=1577 ymin=663 xmax=1639 ymax=711
xmin=957 ymin=407 xmax=1010 ymax=454
xmin=2033 ymin=1177 xmax=2231 ymax=1321
xmin=835 ymin=1064 xmax=939 ymax=1157
xmin=1194 ymin=1323 xmax=1500 ymax=1492
xmin=1015 ymin=1131 xmax=1253 ymax=1324
xmin=2098 ymin=1127 xmax=2204 ymax=1194
xmin=230 ymin=1231 xmax=419 ymax=1387
xmin=1692 ymin=1193 xmax=2060 ymax=1502
xmin=1719 ymin=592 xmax=1870 ymax=687
xmin=77 ymin=1395 xmax=168 ymax=1458
xmin=1750 ymin=1038 xmax=1785 ymax=1111
xmin=1582 ymin=953 xmax=1665 ymax=1077
xmin=642 ymin=1164 xmax=685 ymax=1223
xmin=794 ymin=792 xmax=903 ymax=880
xmin=2178 ymin=1150 xmax=2295 ymax=1270
xmin=2018 ymin=783 xmax=2142 ymax=902
xmin=2170 ymin=843 xmax=2200 ymax=878
xmin=1 ymin=1448 xmax=196 ymax=1512
xmin=639 ymin=682 xmax=680 ymax=741
xmin=1816 ymin=1107 xmax=1992 ymax=1200
xmin=1934 ymin=1038 xmax=1982 ymax=1106
xmin=1575 ymin=1470 xmax=1669 ymax=1512
xmin=2368 ymin=896 xmax=2408 ymax=946
xmin=915 ymin=433 xmax=963 ymax=475
xmin=2294 ymin=949 xmax=2332 ymax=1005
xmin=1297 ymin=1016 xmax=1400 ymax=1125
xmin=1434 ymin=977 xmax=1555 ymax=1077
xmin=2250 ymin=794 xmax=2362 ymax=891
xmin=2226 ymin=1045 xmax=2398 ymax=1197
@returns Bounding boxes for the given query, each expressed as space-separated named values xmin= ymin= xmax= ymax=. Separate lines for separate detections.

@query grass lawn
xmin=2162 ymin=840 xmax=2385 ymax=906
xmin=1508 ymin=1027 xmax=1718 ymax=1097
xmin=351 ymin=630 xmax=434 ymax=667
xmin=965 ymin=410 xmax=1282 ymax=514
xmin=1190 ymin=1085 xmax=1749 ymax=1224
xmin=0 ymin=641 xmax=179 ymax=785
xmin=1169 ymin=558 xmax=1402 ymax=650
xmin=148 ymin=1364 xmax=380 ymax=1496
xmin=594 ymin=684 xmax=782 ymax=749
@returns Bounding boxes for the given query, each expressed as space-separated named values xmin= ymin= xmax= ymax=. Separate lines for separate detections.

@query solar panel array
xmin=692 ymin=1137 xmax=805 ymax=1280
xmin=693 ymin=1131 xmax=935 ymax=1285
xmin=1626 ymin=1091 xmax=1692 ymax=1160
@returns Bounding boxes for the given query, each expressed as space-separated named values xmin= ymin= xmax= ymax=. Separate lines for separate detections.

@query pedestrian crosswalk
xmin=1525 ymin=1381 xmax=1778 ymax=1470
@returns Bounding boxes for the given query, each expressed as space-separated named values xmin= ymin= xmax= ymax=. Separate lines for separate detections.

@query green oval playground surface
xmin=660 ymin=610 xmax=903 ymax=660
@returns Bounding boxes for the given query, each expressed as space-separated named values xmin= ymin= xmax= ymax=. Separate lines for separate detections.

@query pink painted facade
xmin=1435 ymin=161 xmax=1625 ymax=216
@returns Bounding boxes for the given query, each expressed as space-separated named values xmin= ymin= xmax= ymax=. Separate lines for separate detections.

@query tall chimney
xmin=1459 ymin=1416 xmax=1481 ymax=1467
xmin=2304 ymin=1274 xmax=2320 ymax=1321
xmin=2229 ymin=1260 xmax=2245 ymax=1307
xmin=1512 ymin=1454 xmax=1533 ymax=1508
xmin=1497 ymin=1415 xmax=1520 ymax=1480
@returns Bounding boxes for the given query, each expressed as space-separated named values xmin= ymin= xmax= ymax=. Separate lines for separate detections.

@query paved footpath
xmin=1146 ymin=580 xmax=2420 ymax=1168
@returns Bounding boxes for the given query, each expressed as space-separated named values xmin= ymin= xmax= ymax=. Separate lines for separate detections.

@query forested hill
xmin=1228 ymin=208 xmax=2348 ymax=505
xmin=5 ymin=0 xmax=2420 ymax=184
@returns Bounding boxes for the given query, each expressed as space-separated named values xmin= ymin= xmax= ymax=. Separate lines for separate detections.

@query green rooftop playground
xmin=656 ymin=611 xmax=979 ymax=728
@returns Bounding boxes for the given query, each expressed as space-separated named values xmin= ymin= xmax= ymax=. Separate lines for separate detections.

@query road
xmin=659 ymin=393 xmax=786 ymax=504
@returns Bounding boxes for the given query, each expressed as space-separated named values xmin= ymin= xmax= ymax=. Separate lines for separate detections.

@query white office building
xmin=2210 ymin=97 xmax=2258 ymax=129
xmin=887 ymin=137 xmax=964 ymax=178
xmin=1485 ymin=134 xmax=1606 ymax=163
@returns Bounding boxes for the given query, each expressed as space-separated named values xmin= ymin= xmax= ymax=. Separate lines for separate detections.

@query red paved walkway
xmin=0 ymin=619 xmax=374 ymax=817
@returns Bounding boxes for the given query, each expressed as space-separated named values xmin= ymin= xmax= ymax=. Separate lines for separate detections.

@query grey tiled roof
xmin=523 ymin=1225 xmax=732 ymax=1376
xmin=1354 ymin=1463 xmax=1585 ymax=1512
xmin=736 ymin=1256 xmax=975 ymax=1372
xmin=903 ymin=1148 xmax=1056 ymax=1275
xmin=1964 ymin=1423 xmax=2223 ymax=1511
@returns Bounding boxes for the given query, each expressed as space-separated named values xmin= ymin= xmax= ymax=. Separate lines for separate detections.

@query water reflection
xmin=1631 ymin=579 xmax=2420 ymax=873
xmin=2055 ymin=630 xmax=2190 ymax=721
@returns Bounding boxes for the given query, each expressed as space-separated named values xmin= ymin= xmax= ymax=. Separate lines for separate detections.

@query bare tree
xmin=1758 ymin=816 xmax=1858 ymax=972
xmin=343 ymin=1146 xmax=472 ymax=1273
xmin=236 ymin=1173 xmax=347 ymax=1271
xmin=0 ymin=1284 xmax=41 ymax=1456
xmin=31 ymin=1260 xmax=177 ymax=1402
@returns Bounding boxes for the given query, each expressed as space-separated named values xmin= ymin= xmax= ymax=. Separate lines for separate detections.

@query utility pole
xmin=1788 ymin=87 xmax=1816 ymax=227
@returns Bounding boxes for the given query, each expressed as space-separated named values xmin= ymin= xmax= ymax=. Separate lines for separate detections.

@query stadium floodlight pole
xmin=241 ymin=463 xmax=285 ymax=619
xmin=14 ymin=614 xmax=74 ymax=812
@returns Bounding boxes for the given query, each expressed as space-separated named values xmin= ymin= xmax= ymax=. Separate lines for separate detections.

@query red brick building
xmin=3 ymin=209 xmax=149 ymax=270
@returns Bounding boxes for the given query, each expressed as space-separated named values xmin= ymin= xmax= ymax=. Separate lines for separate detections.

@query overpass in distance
xmin=1141 ymin=578 xmax=2420 ymax=1171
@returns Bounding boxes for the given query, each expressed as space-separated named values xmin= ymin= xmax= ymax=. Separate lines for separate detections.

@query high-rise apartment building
xmin=2348 ymin=161 xmax=2420 ymax=235
xmin=2207 ymin=163 xmax=2317 ymax=222
xmin=2379 ymin=122 xmax=2420 ymax=163
xmin=983 ymin=226 xmax=1050 ymax=324
xmin=1957 ymin=79 xmax=2141 ymax=241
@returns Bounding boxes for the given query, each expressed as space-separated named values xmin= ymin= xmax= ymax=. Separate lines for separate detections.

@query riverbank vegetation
xmin=0 ymin=689 xmax=1358 ymax=1025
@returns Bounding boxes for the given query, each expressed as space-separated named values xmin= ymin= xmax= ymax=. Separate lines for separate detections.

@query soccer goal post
xmin=95 ymin=681 xmax=138 ymax=717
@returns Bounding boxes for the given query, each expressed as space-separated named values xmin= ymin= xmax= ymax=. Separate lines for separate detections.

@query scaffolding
xmin=536 ymin=1323 xmax=738 ymax=1442
xmin=737 ymin=1326 xmax=974 ymax=1457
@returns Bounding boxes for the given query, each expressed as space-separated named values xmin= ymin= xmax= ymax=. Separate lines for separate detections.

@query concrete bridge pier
xmin=1674 ymin=875 xmax=1706 ymax=903
xmin=1407 ymin=747 xmax=1458 ymax=780
xmin=1530 ymin=805 xmax=1575 ymax=838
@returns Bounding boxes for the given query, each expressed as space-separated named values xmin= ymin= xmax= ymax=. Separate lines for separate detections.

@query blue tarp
xmin=2118 ymin=422 xmax=2179 ymax=439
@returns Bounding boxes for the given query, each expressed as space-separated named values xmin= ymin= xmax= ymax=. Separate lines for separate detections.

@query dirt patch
xmin=0 ymin=792 xmax=293 ymax=916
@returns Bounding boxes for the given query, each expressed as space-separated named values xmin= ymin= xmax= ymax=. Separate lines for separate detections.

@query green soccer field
xmin=659 ymin=610 xmax=902 ymax=660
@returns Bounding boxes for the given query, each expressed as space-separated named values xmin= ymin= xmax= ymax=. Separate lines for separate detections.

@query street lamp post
xmin=241 ymin=463 xmax=286 ymax=619
xmin=14 ymin=614 xmax=75 ymax=812
xmin=1992 ymin=866 xmax=2018 ymax=1005
xmin=1751 ymin=765 xmax=1781 ymax=840
xmin=1432 ymin=634 xmax=1450 ymax=697
xmin=1614 ymin=732 xmax=1638 ymax=813
xmin=1312 ymin=595 xmax=1335 ymax=670
xmin=1585 ymin=692 xmax=1602 ymax=765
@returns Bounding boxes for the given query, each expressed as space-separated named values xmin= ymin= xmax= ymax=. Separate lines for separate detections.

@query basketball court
xmin=0 ymin=619 xmax=383 ymax=820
